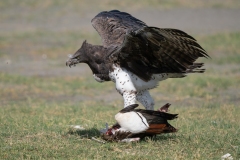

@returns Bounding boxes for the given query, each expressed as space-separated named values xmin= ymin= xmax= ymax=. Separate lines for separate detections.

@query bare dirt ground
xmin=1 ymin=7 xmax=240 ymax=105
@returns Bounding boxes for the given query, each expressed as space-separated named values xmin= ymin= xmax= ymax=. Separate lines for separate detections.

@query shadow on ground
xmin=67 ymin=126 xmax=178 ymax=143
xmin=67 ymin=127 xmax=101 ymax=138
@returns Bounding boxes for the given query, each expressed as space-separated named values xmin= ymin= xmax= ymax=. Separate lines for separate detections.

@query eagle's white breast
xmin=109 ymin=64 xmax=170 ymax=93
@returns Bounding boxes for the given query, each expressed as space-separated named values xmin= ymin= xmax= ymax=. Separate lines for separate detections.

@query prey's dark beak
xmin=66 ymin=58 xmax=79 ymax=68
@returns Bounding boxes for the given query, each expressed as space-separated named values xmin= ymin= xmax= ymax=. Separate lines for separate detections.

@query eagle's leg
xmin=123 ymin=91 xmax=137 ymax=108
xmin=136 ymin=90 xmax=154 ymax=110
xmin=111 ymin=66 xmax=138 ymax=108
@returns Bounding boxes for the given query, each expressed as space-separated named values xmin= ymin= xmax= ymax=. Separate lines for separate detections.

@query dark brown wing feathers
xmin=92 ymin=10 xmax=209 ymax=81
xmin=91 ymin=10 xmax=146 ymax=47
xmin=119 ymin=27 xmax=208 ymax=71
xmin=135 ymin=105 xmax=178 ymax=134
xmin=135 ymin=109 xmax=178 ymax=121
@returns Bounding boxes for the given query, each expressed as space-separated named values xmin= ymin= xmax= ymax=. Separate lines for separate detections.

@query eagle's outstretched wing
xmin=112 ymin=27 xmax=208 ymax=70
xmin=91 ymin=10 xmax=146 ymax=48
xmin=92 ymin=10 xmax=209 ymax=81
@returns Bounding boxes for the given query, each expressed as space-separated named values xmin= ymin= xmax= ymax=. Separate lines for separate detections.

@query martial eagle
xmin=66 ymin=10 xmax=209 ymax=110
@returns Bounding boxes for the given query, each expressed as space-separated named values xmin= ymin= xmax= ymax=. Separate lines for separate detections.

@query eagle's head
xmin=66 ymin=40 xmax=88 ymax=67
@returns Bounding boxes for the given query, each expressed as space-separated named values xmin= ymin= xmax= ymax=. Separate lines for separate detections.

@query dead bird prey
xmin=66 ymin=10 xmax=209 ymax=110
xmin=100 ymin=103 xmax=178 ymax=142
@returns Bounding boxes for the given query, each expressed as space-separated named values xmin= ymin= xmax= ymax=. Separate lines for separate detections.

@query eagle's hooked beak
xmin=66 ymin=53 xmax=80 ymax=68
xmin=66 ymin=58 xmax=79 ymax=68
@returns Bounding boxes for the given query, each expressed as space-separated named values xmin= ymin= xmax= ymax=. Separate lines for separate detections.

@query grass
xmin=0 ymin=1 xmax=240 ymax=159
xmin=198 ymin=32 xmax=240 ymax=65
xmin=1 ymin=101 xmax=239 ymax=159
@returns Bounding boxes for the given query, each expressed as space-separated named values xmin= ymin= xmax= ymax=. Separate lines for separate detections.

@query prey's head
xmin=66 ymin=40 xmax=88 ymax=67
